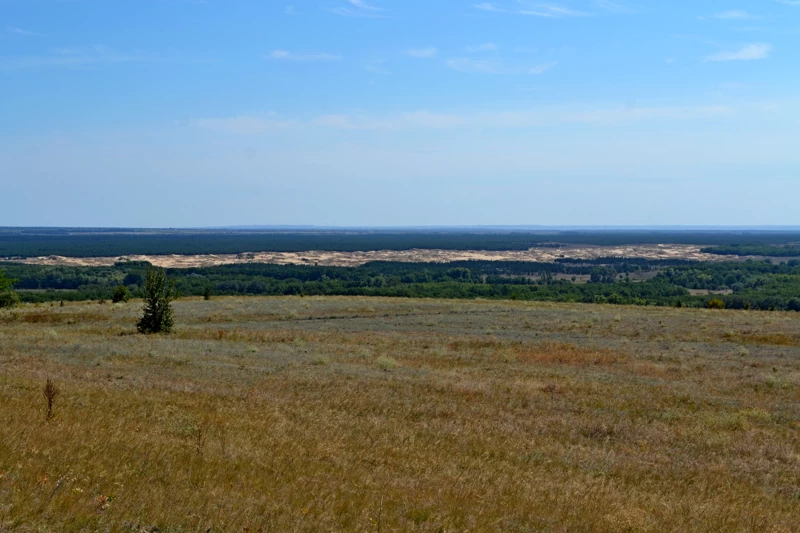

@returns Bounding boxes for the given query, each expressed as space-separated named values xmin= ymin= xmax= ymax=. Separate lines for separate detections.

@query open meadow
xmin=1 ymin=296 xmax=799 ymax=532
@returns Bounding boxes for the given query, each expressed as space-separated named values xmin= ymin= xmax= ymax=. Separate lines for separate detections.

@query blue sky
xmin=1 ymin=0 xmax=799 ymax=227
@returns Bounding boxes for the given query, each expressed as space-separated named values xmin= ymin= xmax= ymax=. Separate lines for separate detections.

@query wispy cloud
xmin=528 ymin=62 xmax=557 ymax=74
xmin=329 ymin=0 xmax=386 ymax=17
xmin=315 ymin=112 xmax=469 ymax=130
xmin=364 ymin=59 xmax=391 ymax=75
xmin=467 ymin=42 xmax=499 ymax=52
xmin=0 ymin=46 xmax=186 ymax=70
xmin=474 ymin=2 xmax=502 ymax=12
xmin=712 ymin=10 xmax=756 ymax=19
xmin=697 ymin=9 xmax=761 ymax=21
xmin=476 ymin=2 xmax=590 ymax=17
xmin=705 ymin=43 xmax=772 ymax=61
xmin=523 ymin=3 xmax=589 ymax=17
xmin=447 ymin=57 xmax=557 ymax=75
xmin=349 ymin=0 xmax=380 ymax=9
xmin=193 ymin=104 xmax=735 ymax=135
xmin=562 ymin=105 xmax=731 ymax=123
xmin=405 ymin=47 xmax=438 ymax=58
xmin=191 ymin=116 xmax=298 ymax=135
xmin=6 ymin=26 xmax=45 ymax=37
xmin=718 ymin=82 xmax=747 ymax=89
xmin=593 ymin=0 xmax=638 ymax=13
xmin=268 ymin=50 xmax=342 ymax=62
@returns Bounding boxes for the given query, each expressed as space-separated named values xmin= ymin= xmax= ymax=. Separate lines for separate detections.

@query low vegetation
xmin=5 ymin=257 xmax=800 ymax=311
xmin=1 ymin=296 xmax=799 ymax=531
xmin=4 ymin=228 xmax=800 ymax=258
xmin=0 ymin=269 xmax=19 ymax=308
xmin=112 ymin=285 xmax=130 ymax=304
xmin=702 ymin=243 xmax=800 ymax=257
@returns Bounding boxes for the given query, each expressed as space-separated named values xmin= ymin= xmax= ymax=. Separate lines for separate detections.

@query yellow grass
xmin=1 ymin=296 xmax=799 ymax=531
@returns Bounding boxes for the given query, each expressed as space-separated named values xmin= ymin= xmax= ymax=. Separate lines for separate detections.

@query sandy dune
xmin=8 ymin=244 xmax=728 ymax=268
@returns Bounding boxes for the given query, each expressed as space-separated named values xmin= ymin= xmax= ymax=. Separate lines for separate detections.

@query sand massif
xmin=8 ymin=244 xmax=729 ymax=268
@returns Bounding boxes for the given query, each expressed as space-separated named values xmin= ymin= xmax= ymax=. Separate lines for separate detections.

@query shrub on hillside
xmin=112 ymin=285 xmax=130 ymax=303
xmin=0 ymin=290 xmax=20 ymax=309
xmin=0 ymin=269 xmax=20 ymax=309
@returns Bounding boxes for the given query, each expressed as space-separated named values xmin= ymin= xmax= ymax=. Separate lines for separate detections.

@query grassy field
xmin=1 ymin=296 xmax=799 ymax=532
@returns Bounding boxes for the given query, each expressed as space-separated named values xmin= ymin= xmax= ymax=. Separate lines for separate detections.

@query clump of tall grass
xmin=375 ymin=356 xmax=398 ymax=371
xmin=311 ymin=355 xmax=330 ymax=366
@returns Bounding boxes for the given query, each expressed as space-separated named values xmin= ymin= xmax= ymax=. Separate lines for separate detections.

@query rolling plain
xmin=1 ymin=296 xmax=799 ymax=531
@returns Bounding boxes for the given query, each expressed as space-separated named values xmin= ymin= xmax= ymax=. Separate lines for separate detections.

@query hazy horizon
xmin=5 ymin=225 xmax=800 ymax=232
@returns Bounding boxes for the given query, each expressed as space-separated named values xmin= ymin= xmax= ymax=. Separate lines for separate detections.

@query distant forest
xmin=4 ymin=257 xmax=800 ymax=312
xmin=701 ymin=244 xmax=800 ymax=257
xmin=3 ymin=228 xmax=800 ymax=258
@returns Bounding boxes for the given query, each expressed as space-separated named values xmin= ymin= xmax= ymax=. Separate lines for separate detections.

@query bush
xmin=0 ymin=291 xmax=20 ymax=309
xmin=0 ymin=270 xmax=19 ymax=308
xmin=375 ymin=356 xmax=399 ymax=371
xmin=112 ymin=285 xmax=130 ymax=303
xmin=706 ymin=298 xmax=726 ymax=310
xmin=608 ymin=293 xmax=625 ymax=305
xmin=788 ymin=298 xmax=800 ymax=312
xmin=137 ymin=267 xmax=178 ymax=334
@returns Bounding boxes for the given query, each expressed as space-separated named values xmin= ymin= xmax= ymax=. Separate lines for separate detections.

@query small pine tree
xmin=137 ymin=267 xmax=178 ymax=334
xmin=203 ymin=285 xmax=212 ymax=301
xmin=112 ymin=285 xmax=130 ymax=303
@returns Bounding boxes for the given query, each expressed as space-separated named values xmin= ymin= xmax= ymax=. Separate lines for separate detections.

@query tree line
xmin=4 ymin=229 xmax=800 ymax=258
xmin=701 ymin=244 xmax=800 ymax=258
xmin=2 ymin=258 xmax=799 ymax=311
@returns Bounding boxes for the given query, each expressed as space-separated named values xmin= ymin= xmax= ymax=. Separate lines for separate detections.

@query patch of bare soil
xmin=688 ymin=289 xmax=735 ymax=296
xmin=7 ymin=244 xmax=730 ymax=268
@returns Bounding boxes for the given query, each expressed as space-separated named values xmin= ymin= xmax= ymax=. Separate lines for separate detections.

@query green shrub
xmin=608 ymin=293 xmax=624 ymax=305
xmin=137 ymin=267 xmax=178 ymax=334
xmin=112 ymin=285 xmax=130 ymax=303
xmin=375 ymin=355 xmax=399 ymax=371
xmin=0 ymin=291 xmax=20 ymax=309
xmin=0 ymin=270 xmax=19 ymax=308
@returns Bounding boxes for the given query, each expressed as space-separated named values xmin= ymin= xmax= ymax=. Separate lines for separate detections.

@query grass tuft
xmin=375 ymin=355 xmax=399 ymax=371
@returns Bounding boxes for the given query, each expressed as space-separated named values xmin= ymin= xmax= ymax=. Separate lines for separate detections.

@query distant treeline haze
xmin=3 ymin=229 xmax=800 ymax=257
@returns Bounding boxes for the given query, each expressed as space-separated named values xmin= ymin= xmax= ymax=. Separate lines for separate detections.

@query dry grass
xmin=1 ymin=296 xmax=799 ymax=532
